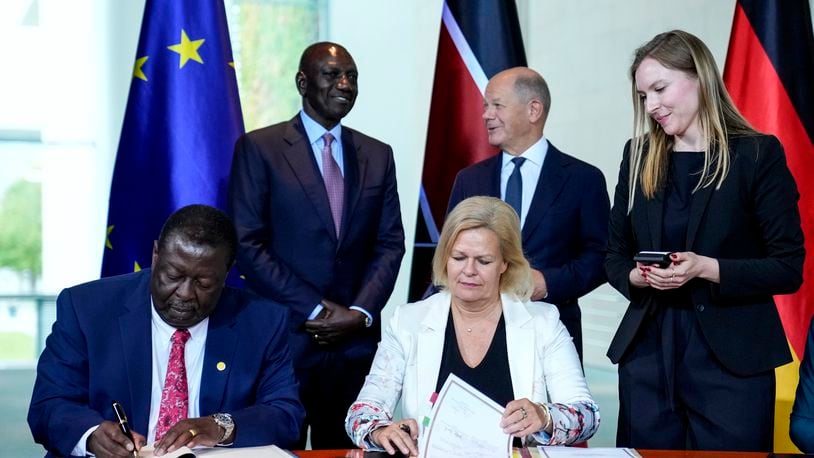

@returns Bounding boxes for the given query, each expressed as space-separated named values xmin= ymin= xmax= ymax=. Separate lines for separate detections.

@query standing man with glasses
xmin=228 ymin=42 xmax=405 ymax=449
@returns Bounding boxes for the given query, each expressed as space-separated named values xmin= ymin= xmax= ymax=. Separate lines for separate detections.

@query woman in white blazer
xmin=345 ymin=196 xmax=599 ymax=454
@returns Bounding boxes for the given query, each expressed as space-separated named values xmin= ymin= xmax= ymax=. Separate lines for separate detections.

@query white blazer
xmin=348 ymin=291 xmax=598 ymax=447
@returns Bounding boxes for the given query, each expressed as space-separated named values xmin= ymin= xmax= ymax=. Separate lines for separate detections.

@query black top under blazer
xmin=605 ymin=134 xmax=804 ymax=376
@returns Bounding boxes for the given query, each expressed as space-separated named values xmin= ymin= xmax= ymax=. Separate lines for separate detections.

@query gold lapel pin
xmin=216 ymin=361 xmax=226 ymax=371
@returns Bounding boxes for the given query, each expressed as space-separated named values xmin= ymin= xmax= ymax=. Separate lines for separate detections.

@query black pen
xmin=112 ymin=401 xmax=138 ymax=457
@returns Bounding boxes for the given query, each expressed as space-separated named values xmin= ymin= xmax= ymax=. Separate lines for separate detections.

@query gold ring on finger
xmin=188 ymin=428 xmax=197 ymax=437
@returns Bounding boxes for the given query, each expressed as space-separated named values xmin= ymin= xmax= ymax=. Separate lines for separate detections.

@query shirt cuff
xmin=308 ymin=304 xmax=324 ymax=320
xmin=72 ymin=425 xmax=99 ymax=456
xmin=349 ymin=306 xmax=373 ymax=327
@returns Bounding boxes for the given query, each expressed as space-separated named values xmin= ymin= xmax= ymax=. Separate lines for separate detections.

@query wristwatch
xmin=211 ymin=413 xmax=235 ymax=444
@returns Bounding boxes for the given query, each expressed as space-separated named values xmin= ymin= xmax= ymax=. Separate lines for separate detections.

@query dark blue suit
xmin=229 ymin=114 xmax=405 ymax=447
xmin=28 ymin=270 xmax=304 ymax=457
xmin=447 ymin=141 xmax=610 ymax=358
xmin=791 ymin=316 xmax=814 ymax=452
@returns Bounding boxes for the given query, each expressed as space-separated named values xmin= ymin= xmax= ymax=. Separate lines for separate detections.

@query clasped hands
xmin=305 ymin=299 xmax=367 ymax=345
xmin=88 ymin=417 xmax=224 ymax=457
xmin=370 ymin=398 xmax=551 ymax=456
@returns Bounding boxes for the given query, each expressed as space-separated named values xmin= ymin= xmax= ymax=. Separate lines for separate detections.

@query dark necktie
xmin=155 ymin=329 xmax=191 ymax=442
xmin=321 ymin=133 xmax=344 ymax=237
xmin=505 ymin=156 xmax=526 ymax=219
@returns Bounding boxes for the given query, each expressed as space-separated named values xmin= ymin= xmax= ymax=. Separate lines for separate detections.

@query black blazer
xmin=228 ymin=115 xmax=405 ymax=362
xmin=605 ymin=134 xmax=804 ymax=376
xmin=447 ymin=141 xmax=610 ymax=307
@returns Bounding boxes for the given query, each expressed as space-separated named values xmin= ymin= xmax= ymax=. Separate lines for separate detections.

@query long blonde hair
xmin=628 ymin=30 xmax=756 ymax=210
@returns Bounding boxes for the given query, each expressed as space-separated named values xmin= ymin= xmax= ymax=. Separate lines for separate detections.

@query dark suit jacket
xmin=228 ymin=115 xmax=405 ymax=363
xmin=447 ymin=141 xmax=610 ymax=307
xmin=28 ymin=270 xmax=304 ymax=457
xmin=605 ymin=135 xmax=804 ymax=376
xmin=792 ymin=316 xmax=814 ymax=452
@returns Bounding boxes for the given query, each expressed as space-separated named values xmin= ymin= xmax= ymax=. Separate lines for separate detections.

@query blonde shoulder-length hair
xmin=628 ymin=30 xmax=756 ymax=210
xmin=432 ymin=196 xmax=533 ymax=301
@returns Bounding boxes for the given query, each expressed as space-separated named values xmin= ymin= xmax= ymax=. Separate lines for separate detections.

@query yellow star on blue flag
xmin=102 ymin=0 xmax=244 ymax=278
xmin=167 ymin=29 xmax=205 ymax=68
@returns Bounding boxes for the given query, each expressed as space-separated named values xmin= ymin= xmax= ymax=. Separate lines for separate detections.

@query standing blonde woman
xmin=347 ymin=196 xmax=598 ymax=455
xmin=605 ymin=30 xmax=804 ymax=451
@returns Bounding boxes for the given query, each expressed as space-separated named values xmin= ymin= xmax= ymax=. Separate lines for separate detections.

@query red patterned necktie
xmin=155 ymin=329 xmax=191 ymax=442
xmin=321 ymin=132 xmax=344 ymax=237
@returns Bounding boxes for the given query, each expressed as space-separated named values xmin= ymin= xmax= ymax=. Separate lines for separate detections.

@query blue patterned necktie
xmin=505 ymin=156 xmax=526 ymax=219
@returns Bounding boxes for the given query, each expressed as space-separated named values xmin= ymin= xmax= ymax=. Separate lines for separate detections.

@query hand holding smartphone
xmin=633 ymin=251 xmax=672 ymax=268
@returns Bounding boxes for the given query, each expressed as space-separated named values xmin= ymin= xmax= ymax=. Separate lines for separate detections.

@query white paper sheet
xmin=538 ymin=446 xmax=642 ymax=457
xmin=136 ymin=444 xmax=293 ymax=457
xmin=420 ymin=374 xmax=512 ymax=458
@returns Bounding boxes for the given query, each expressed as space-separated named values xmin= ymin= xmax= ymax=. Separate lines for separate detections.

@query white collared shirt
xmin=500 ymin=136 xmax=549 ymax=228
xmin=72 ymin=301 xmax=209 ymax=456
xmin=147 ymin=301 xmax=208 ymax=444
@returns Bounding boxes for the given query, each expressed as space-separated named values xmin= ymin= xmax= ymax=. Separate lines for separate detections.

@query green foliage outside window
xmin=0 ymin=179 xmax=42 ymax=282
xmin=227 ymin=0 xmax=321 ymax=131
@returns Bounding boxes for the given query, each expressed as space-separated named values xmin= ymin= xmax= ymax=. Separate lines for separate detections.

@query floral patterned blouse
xmin=344 ymin=292 xmax=600 ymax=450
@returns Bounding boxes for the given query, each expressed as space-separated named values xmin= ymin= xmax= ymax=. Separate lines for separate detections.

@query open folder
xmin=136 ymin=444 xmax=294 ymax=457
xmin=420 ymin=374 xmax=513 ymax=457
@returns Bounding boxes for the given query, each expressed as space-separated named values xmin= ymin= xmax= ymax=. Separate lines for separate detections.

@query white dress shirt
xmin=72 ymin=301 xmax=208 ymax=455
xmin=147 ymin=302 xmax=208 ymax=444
xmin=500 ymin=136 xmax=549 ymax=228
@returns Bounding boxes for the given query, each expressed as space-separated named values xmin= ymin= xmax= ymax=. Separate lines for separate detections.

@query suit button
xmin=696 ymin=304 xmax=705 ymax=312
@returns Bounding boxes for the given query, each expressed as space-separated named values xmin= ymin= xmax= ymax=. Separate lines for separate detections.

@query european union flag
xmin=102 ymin=0 xmax=244 ymax=276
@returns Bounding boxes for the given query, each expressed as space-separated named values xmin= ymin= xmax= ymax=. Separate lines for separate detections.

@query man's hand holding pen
xmin=87 ymin=421 xmax=146 ymax=458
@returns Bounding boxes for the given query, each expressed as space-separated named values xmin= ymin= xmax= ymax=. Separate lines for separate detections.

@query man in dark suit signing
xmin=28 ymin=205 xmax=304 ymax=457
xmin=447 ymin=67 xmax=609 ymax=361
xmin=228 ymin=42 xmax=405 ymax=448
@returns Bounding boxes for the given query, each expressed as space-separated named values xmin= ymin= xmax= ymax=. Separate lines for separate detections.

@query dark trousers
xmin=556 ymin=302 xmax=583 ymax=363
xmin=617 ymin=306 xmax=774 ymax=451
xmin=295 ymin=349 xmax=373 ymax=449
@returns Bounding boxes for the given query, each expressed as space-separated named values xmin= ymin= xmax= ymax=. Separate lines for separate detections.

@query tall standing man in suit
xmin=447 ymin=67 xmax=609 ymax=361
xmin=28 ymin=205 xmax=304 ymax=457
xmin=228 ymin=42 xmax=405 ymax=448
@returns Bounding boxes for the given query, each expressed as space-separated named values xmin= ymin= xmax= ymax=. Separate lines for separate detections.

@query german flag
xmin=724 ymin=0 xmax=814 ymax=452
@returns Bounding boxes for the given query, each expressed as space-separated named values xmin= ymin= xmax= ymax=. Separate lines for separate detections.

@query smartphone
xmin=633 ymin=251 xmax=672 ymax=268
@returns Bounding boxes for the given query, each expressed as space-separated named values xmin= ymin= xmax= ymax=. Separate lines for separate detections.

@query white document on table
xmin=538 ymin=446 xmax=641 ymax=457
xmin=137 ymin=444 xmax=294 ymax=457
xmin=420 ymin=373 xmax=512 ymax=458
